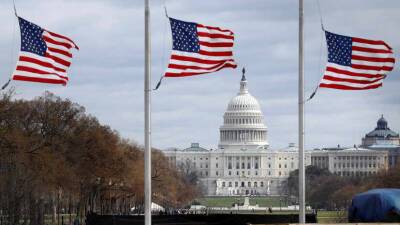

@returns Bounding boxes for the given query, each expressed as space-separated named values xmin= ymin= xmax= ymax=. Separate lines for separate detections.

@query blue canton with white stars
xmin=19 ymin=17 xmax=47 ymax=56
xmin=326 ymin=31 xmax=352 ymax=66
xmin=170 ymin=18 xmax=200 ymax=53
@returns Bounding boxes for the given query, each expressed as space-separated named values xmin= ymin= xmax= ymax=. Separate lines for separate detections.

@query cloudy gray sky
xmin=0 ymin=0 xmax=399 ymax=150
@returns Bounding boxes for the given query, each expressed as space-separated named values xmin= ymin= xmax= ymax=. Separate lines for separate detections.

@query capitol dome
xmin=219 ymin=69 xmax=268 ymax=149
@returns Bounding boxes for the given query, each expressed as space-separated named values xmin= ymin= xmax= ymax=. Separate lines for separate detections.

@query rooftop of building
xmin=226 ymin=68 xmax=262 ymax=112
xmin=365 ymin=115 xmax=399 ymax=138
xmin=182 ymin=143 xmax=210 ymax=152
xmin=312 ymin=145 xmax=385 ymax=153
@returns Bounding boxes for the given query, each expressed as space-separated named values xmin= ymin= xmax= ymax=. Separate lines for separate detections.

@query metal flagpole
xmin=144 ymin=0 xmax=152 ymax=225
xmin=298 ymin=0 xmax=306 ymax=223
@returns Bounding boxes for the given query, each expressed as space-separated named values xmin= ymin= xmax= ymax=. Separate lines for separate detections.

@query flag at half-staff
xmin=12 ymin=17 xmax=79 ymax=86
xmin=164 ymin=17 xmax=237 ymax=78
xmin=319 ymin=31 xmax=395 ymax=90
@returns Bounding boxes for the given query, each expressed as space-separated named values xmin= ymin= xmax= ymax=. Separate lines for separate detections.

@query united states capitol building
xmin=163 ymin=71 xmax=399 ymax=196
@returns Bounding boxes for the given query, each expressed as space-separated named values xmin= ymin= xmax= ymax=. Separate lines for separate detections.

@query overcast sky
xmin=0 ymin=0 xmax=399 ymax=150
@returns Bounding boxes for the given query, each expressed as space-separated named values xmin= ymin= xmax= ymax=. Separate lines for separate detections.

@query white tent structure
xmin=131 ymin=202 xmax=164 ymax=212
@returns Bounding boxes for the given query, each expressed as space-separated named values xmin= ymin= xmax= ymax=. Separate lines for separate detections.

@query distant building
xmin=362 ymin=115 xmax=400 ymax=147
xmin=310 ymin=115 xmax=399 ymax=175
xmin=163 ymin=73 xmax=311 ymax=196
xmin=361 ymin=115 xmax=400 ymax=167
xmin=310 ymin=147 xmax=388 ymax=177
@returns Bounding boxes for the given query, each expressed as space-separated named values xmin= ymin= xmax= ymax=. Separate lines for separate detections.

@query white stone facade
xmin=310 ymin=147 xmax=388 ymax=177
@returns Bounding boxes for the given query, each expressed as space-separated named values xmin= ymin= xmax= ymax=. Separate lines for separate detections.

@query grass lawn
xmin=316 ymin=210 xmax=348 ymax=223
xmin=196 ymin=196 xmax=288 ymax=208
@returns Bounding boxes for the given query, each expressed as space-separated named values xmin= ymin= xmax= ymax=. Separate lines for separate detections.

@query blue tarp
xmin=348 ymin=188 xmax=400 ymax=222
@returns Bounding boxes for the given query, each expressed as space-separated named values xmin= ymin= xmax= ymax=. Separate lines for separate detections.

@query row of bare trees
xmin=0 ymin=91 xmax=199 ymax=225
xmin=286 ymin=165 xmax=400 ymax=210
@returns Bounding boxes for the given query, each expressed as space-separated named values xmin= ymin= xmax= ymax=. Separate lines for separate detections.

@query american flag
xmin=320 ymin=31 xmax=395 ymax=90
xmin=164 ymin=18 xmax=237 ymax=77
xmin=12 ymin=17 xmax=79 ymax=85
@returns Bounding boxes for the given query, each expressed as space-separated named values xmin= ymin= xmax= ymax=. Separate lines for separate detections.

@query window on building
xmin=255 ymin=171 xmax=258 ymax=176
xmin=254 ymin=182 xmax=258 ymax=187
xmin=216 ymin=171 xmax=219 ymax=176
xmin=248 ymin=182 xmax=251 ymax=187
xmin=255 ymin=162 xmax=259 ymax=169
xmin=268 ymin=171 xmax=271 ymax=175
xmin=279 ymin=164 xmax=281 ymax=168
xmin=236 ymin=162 xmax=240 ymax=169
xmin=228 ymin=162 xmax=232 ymax=169
xmin=261 ymin=182 xmax=264 ymax=187
xmin=235 ymin=182 xmax=238 ymax=187
xmin=284 ymin=164 xmax=287 ymax=168
xmin=247 ymin=171 xmax=250 ymax=175
xmin=222 ymin=182 xmax=225 ymax=187
xmin=229 ymin=171 xmax=232 ymax=176
xmin=229 ymin=182 xmax=232 ymax=187
xmin=242 ymin=163 xmax=245 ymax=169
xmin=241 ymin=182 xmax=245 ymax=187
xmin=247 ymin=163 xmax=251 ymax=169
xmin=216 ymin=163 xmax=218 ymax=168
xmin=268 ymin=164 xmax=271 ymax=168
xmin=205 ymin=164 xmax=208 ymax=168
xmin=205 ymin=171 xmax=208 ymax=176
xmin=236 ymin=171 xmax=239 ymax=176
xmin=200 ymin=164 xmax=203 ymax=168
xmin=279 ymin=171 xmax=281 ymax=176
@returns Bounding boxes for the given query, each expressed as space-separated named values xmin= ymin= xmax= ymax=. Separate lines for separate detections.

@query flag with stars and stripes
xmin=12 ymin=17 xmax=79 ymax=85
xmin=164 ymin=18 xmax=237 ymax=77
xmin=319 ymin=31 xmax=395 ymax=90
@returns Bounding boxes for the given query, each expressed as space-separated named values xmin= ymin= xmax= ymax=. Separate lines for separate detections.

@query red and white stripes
xmin=165 ymin=22 xmax=237 ymax=77
xmin=320 ymin=35 xmax=395 ymax=90
xmin=13 ymin=29 xmax=78 ymax=85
